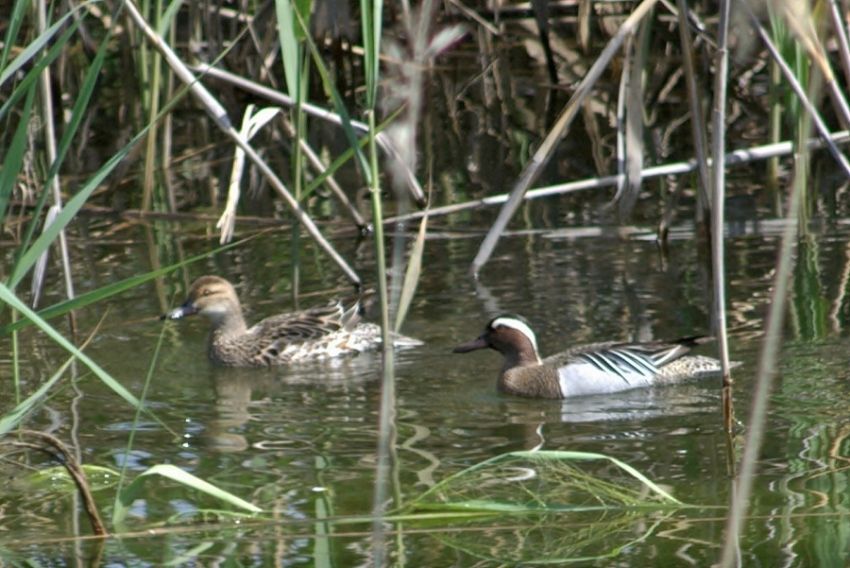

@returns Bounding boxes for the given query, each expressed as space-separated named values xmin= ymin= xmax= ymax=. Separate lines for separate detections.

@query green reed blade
xmin=275 ymin=0 xmax=311 ymax=98
xmin=44 ymin=18 xmax=112 ymax=192
xmin=0 ymin=21 xmax=79 ymax=123
xmin=0 ymin=5 xmax=81 ymax=90
xmin=0 ymin=85 xmax=35 ymax=222
xmin=0 ymin=0 xmax=29 ymax=72
xmin=296 ymin=8 xmax=371 ymax=180
xmin=0 ymin=284 xmax=142 ymax=410
xmin=0 ymin=356 xmax=73 ymax=436
xmin=157 ymin=0 xmax=185 ymax=35
xmin=113 ymin=464 xmax=261 ymax=528
xmin=6 ymin=125 xmax=149 ymax=290
xmin=360 ymin=0 xmax=382 ymax=109
xmin=303 ymin=106 xmax=403 ymax=196
xmin=0 ymin=234 xmax=254 ymax=336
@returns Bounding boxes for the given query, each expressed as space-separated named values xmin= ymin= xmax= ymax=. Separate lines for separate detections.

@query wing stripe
xmin=613 ymin=348 xmax=659 ymax=375
xmin=579 ymin=352 xmax=631 ymax=383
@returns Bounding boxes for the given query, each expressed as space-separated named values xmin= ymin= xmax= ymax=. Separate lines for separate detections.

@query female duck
xmin=164 ymin=275 xmax=420 ymax=366
xmin=453 ymin=315 xmax=723 ymax=399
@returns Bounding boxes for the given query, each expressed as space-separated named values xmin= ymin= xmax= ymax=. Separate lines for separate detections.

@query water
xmin=5 ymin=215 xmax=850 ymax=565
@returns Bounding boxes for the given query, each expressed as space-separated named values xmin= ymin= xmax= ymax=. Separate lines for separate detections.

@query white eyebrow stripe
xmin=491 ymin=317 xmax=539 ymax=353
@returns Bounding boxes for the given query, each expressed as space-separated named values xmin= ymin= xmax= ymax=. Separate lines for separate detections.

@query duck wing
xmin=242 ymin=301 xmax=363 ymax=365
xmin=547 ymin=336 xmax=714 ymax=385
xmin=255 ymin=301 xmax=361 ymax=342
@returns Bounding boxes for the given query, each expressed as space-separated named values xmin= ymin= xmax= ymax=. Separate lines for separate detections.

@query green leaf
xmin=0 ymin=235 xmax=251 ymax=336
xmin=0 ymin=84 xmax=35 ymax=221
xmin=44 ymin=16 xmax=112 ymax=188
xmin=275 ymin=0 xmax=303 ymax=99
xmin=0 ymin=356 xmax=73 ymax=436
xmin=511 ymin=450 xmax=681 ymax=504
xmin=0 ymin=0 xmax=29 ymax=71
xmin=0 ymin=284 xmax=143 ymax=410
xmin=296 ymin=9 xmax=371 ymax=180
xmin=360 ymin=0 xmax=382 ymax=109
xmin=113 ymin=464 xmax=262 ymax=528
xmin=0 ymin=19 xmax=81 ymax=121
xmin=157 ymin=0 xmax=185 ymax=36
xmin=0 ymin=6 xmax=82 ymax=89
xmin=7 ymin=129 xmax=145 ymax=290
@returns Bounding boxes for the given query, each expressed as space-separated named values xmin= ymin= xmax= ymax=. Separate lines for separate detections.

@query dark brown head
xmin=453 ymin=315 xmax=542 ymax=367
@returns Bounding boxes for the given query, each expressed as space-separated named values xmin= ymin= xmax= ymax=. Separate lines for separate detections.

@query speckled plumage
xmin=454 ymin=315 xmax=724 ymax=399
xmin=163 ymin=275 xmax=420 ymax=366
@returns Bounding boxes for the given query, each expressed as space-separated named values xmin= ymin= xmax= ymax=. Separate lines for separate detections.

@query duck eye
xmin=202 ymin=289 xmax=212 ymax=296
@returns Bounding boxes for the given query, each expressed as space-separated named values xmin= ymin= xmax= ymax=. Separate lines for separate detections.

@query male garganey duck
xmin=163 ymin=275 xmax=421 ymax=366
xmin=453 ymin=315 xmax=723 ymax=399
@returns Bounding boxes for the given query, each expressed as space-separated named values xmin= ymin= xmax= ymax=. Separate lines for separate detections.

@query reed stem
xmin=709 ymin=0 xmax=732 ymax=392
xmin=367 ymin=109 xmax=396 ymax=565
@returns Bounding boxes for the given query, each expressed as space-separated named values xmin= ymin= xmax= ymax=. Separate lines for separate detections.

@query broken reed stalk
xmin=122 ymin=0 xmax=361 ymax=286
xmin=384 ymin=130 xmax=850 ymax=225
xmin=468 ymin=0 xmax=661 ymax=277
xmin=5 ymin=430 xmax=107 ymax=536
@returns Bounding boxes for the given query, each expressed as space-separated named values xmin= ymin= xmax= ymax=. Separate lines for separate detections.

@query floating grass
xmin=409 ymin=451 xmax=682 ymax=513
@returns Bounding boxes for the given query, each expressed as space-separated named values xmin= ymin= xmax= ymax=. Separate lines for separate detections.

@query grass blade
xmin=0 ymin=283 xmax=142 ymax=410
xmin=0 ymin=233 xmax=256 ymax=335
xmin=0 ymin=20 xmax=80 ymax=121
xmin=0 ymin=84 xmax=35 ymax=222
xmin=0 ymin=358 xmax=72 ymax=436
xmin=113 ymin=464 xmax=262 ymax=528
xmin=394 ymin=212 xmax=428 ymax=332
xmin=0 ymin=6 xmax=81 ymax=89
xmin=6 ymin=125 xmax=148 ymax=290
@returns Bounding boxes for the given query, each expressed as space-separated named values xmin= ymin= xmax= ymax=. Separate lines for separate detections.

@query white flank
xmin=558 ymin=362 xmax=654 ymax=398
xmin=491 ymin=317 xmax=540 ymax=355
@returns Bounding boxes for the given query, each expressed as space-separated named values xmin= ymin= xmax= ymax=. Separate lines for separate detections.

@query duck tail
xmin=340 ymin=301 xmax=363 ymax=331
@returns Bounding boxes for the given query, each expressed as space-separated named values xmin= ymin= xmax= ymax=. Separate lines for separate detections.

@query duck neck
xmin=208 ymin=304 xmax=248 ymax=340
xmin=501 ymin=348 xmax=542 ymax=372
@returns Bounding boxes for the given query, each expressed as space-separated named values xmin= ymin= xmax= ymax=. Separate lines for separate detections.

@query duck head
xmin=162 ymin=275 xmax=244 ymax=326
xmin=453 ymin=314 xmax=542 ymax=367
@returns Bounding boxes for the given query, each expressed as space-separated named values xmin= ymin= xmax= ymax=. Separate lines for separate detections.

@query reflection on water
xmin=8 ymin=221 xmax=850 ymax=564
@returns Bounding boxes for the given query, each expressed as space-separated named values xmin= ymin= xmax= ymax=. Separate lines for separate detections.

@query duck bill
xmin=161 ymin=300 xmax=197 ymax=320
xmin=453 ymin=336 xmax=488 ymax=353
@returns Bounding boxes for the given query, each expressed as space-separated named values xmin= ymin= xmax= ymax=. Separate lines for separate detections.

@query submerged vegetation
xmin=2 ymin=0 xmax=850 ymax=564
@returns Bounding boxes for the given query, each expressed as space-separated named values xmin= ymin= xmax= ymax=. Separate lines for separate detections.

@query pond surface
xmin=5 ymin=209 xmax=850 ymax=565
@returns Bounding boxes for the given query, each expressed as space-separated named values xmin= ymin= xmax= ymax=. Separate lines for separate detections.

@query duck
xmin=162 ymin=275 xmax=421 ymax=366
xmin=453 ymin=314 xmax=724 ymax=399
